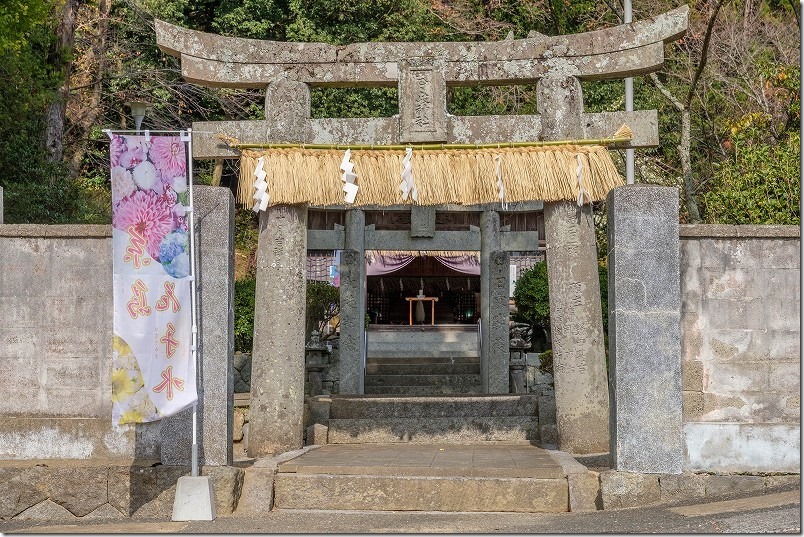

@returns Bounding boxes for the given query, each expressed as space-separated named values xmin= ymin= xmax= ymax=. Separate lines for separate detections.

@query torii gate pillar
xmin=539 ymin=75 xmax=610 ymax=454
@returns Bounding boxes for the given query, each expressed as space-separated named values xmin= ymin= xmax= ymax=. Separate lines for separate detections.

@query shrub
xmin=234 ymin=278 xmax=256 ymax=353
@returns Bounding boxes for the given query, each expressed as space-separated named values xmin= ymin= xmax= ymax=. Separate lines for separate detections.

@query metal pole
xmin=625 ymin=0 xmax=635 ymax=185
xmin=185 ymin=128 xmax=200 ymax=478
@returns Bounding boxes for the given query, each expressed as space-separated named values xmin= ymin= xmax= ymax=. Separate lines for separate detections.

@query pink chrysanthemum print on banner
xmin=110 ymin=135 xmax=126 ymax=168
xmin=113 ymin=189 xmax=174 ymax=262
xmin=119 ymin=136 xmax=150 ymax=169
xmin=149 ymin=136 xmax=186 ymax=181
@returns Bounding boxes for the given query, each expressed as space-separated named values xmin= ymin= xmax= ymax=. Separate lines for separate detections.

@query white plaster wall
xmin=680 ymin=225 xmax=800 ymax=473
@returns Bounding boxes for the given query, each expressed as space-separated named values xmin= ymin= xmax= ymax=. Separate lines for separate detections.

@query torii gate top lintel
xmin=154 ymin=7 xmax=688 ymax=161
xmin=155 ymin=6 xmax=688 ymax=87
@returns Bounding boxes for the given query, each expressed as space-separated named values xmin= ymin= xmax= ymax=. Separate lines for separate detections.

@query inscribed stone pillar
xmin=539 ymin=75 xmax=610 ymax=454
xmin=264 ymin=80 xmax=311 ymax=142
xmin=161 ymin=186 xmax=234 ymax=466
xmin=249 ymin=204 xmax=307 ymax=456
xmin=480 ymin=211 xmax=509 ymax=393
xmin=607 ymin=185 xmax=682 ymax=473
xmin=339 ymin=209 xmax=366 ymax=394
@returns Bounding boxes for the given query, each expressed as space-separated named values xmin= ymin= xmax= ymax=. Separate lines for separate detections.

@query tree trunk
xmin=679 ymin=109 xmax=701 ymax=223
xmin=45 ymin=0 xmax=80 ymax=167
xmin=69 ymin=0 xmax=111 ymax=175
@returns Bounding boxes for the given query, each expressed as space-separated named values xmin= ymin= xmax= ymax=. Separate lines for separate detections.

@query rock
xmin=540 ymin=424 xmax=558 ymax=446
xmin=569 ymin=471 xmax=602 ymax=512
xmin=600 ymin=470 xmax=660 ymax=509
xmin=84 ymin=503 xmax=126 ymax=518
xmin=659 ymin=472 xmax=706 ymax=503
xmin=234 ymin=408 xmax=246 ymax=442
xmin=108 ymin=465 xmax=160 ymax=517
xmin=764 ymin=475 xmax=801 ymax=491
xmin=306 ymin=424 xmax=328 ymax=445
xmin=235 ymin=467 xmax=277 ymax=514
xmin=14 ymin=499 xmax=76 ymax=520
xmin=0 ymin=466 xmax=50 ymax=519
xmin=204 ymin=466 xmax=245 ymax=514
xmin=705 ymin=475 xmax=764 ymax=498
xmin=49 ymin=467 xmax=108 ymax=516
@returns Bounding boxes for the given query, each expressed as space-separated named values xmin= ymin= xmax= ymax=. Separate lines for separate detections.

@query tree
xmin=0 ymin=0 xmax=54 ymax=53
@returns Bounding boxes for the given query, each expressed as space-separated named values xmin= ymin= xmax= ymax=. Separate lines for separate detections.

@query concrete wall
xmin=0 ymin=225 xmax=162 ymax=460
xmin=680 ymin=225 xmax=800 ymax=473
xmin=0 ymin=186 xmax=234 ymax=463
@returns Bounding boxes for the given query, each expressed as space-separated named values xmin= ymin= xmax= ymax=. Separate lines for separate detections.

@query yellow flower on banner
xmin=119 ymin=409 xmax=145 ymax=424
xmin=112 ymin=368 xmax=139 ymax=403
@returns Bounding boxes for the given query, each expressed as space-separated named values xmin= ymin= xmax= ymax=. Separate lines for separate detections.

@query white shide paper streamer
xmin=340 ymin=149 xmax=359 ymax=204
xmin=252 ymin=156 xmax=270 ymax=212
xmin=399 ymin=147 xmax=418 ymax=202
xmin=576 ymin=154 xmax=591 ymax=207
xmin=495 ymin=154 xmax=507 ymax=210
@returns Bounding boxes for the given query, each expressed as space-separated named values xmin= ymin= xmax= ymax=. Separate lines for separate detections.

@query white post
xmin=173 ymin=129 xmax=216 ymax=521
xmin=186 ymin=129 xmax=200 ymax=479
xmin=624 ymin=0 xmax=635 ymax=185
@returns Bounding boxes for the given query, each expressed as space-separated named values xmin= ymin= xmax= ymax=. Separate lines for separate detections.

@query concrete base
xmin=172 ymin=476 xmax=217 ymax=521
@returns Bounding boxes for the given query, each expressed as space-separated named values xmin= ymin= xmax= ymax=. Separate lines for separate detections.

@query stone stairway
xmin=364 ymin=356 xmax=481 ymax=394
xmin=326 ymin=394 xmax=540 ymax=444
xmin=365 ymin=325 xmax=481 ymax=395
xmin=273 ymin=443 xmax=569 ymax=512
xmin=270 ymin=327 xmax=562 ymax=513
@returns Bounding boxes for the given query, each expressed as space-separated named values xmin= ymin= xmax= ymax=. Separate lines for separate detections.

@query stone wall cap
xmin=680 ymin=224 xmax=800 ymax=239
xmin=0 ymin=224 xmax=111 ymax=238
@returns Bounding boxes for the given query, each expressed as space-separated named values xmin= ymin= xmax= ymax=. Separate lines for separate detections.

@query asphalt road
xmin=1 ymin=489 xmax=800 ymax=534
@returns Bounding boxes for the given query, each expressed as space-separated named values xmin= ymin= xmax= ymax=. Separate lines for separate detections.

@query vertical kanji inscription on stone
xmin=399 ymin=59 xmax=447 ymax=143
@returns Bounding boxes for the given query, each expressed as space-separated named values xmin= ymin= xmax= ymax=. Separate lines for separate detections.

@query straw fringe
xmin=237 ymin=146 xmax=623 ymax=208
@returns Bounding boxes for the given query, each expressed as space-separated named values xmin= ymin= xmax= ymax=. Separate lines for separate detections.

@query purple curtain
xmin=434 ymin=255 xmax=480 ymax=275
xmin=365 ymin=253 xmax=481 ymax=276
xmin=366 ymin=254 xmax=416 ymax=276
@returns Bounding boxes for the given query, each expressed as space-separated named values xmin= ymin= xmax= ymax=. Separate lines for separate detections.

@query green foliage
xmin=234 ymin=278 xmax=256 ymax=352
xmin=538 ymin=349 xmax=553 ymax=376
xmin=702 ymin=127 xmax=800 ymax=225
xmin=513 ymin=261 xmax=609 ymax=341
xmin=512 ymin=262 xmax=550 ymax=333
xmin=234 ymin=208 xmax=259 ymax=254
xmin=285 ymin=0 xmax=440 ymax=44
xmin=0 ymin=0 xmax=54 ymax=53
xmin=306 ymin=281 xmax=340 ymax=340
xmin=311 ymin=88 xmax=398 ymax=119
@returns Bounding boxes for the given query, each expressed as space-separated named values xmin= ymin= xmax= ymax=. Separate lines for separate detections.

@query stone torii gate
xmin=155 ymin=6 xmax=688 ymax=457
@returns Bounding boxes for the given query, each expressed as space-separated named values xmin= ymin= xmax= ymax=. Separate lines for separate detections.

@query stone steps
xmin=273 ymin=443 xmax=568 ymax=512
xmin=366 ymin=362 xmax=480 ymax=375
xmin=365 ymin=373 xmax=481 ymax=387
xmin=364 ymin=355 xmax=481 ymax=395
xmin=327 ymin=395 xmax=539 ymax=444
xmin=329 ymin=394 xmax=538 ymax=419
xmin=363 ymin=385 xmax=481 ymax=395
xmin=366 ymin=349 xmax=480 ymax=360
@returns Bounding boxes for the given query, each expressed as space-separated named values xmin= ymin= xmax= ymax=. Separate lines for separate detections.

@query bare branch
xmin=649 ymin=72 xmax=685 ymax=112
xmin=685 ymin=0 xmax=727 ymax=106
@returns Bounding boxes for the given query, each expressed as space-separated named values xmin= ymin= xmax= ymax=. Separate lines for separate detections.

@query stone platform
xmin=273 ymin=443 xmax=569 ymax=512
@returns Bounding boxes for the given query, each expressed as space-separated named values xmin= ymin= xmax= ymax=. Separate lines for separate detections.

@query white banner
xmin=110 ymin=134 xmax=196 ymax=426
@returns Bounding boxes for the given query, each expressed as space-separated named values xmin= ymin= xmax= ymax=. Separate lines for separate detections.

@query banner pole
xmin=185 ymin=128 xmax=200 ymax=478
xmin=172 ymin=128 xmax=215 ymax=521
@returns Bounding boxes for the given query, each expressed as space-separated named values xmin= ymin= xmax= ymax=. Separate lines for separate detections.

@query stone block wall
xmin=680 ymin=225 xmax=800 ymax=473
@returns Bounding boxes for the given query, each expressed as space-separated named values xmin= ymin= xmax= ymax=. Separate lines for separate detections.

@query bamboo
xmin=231 ymin=137 xmax=632 ymax=151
